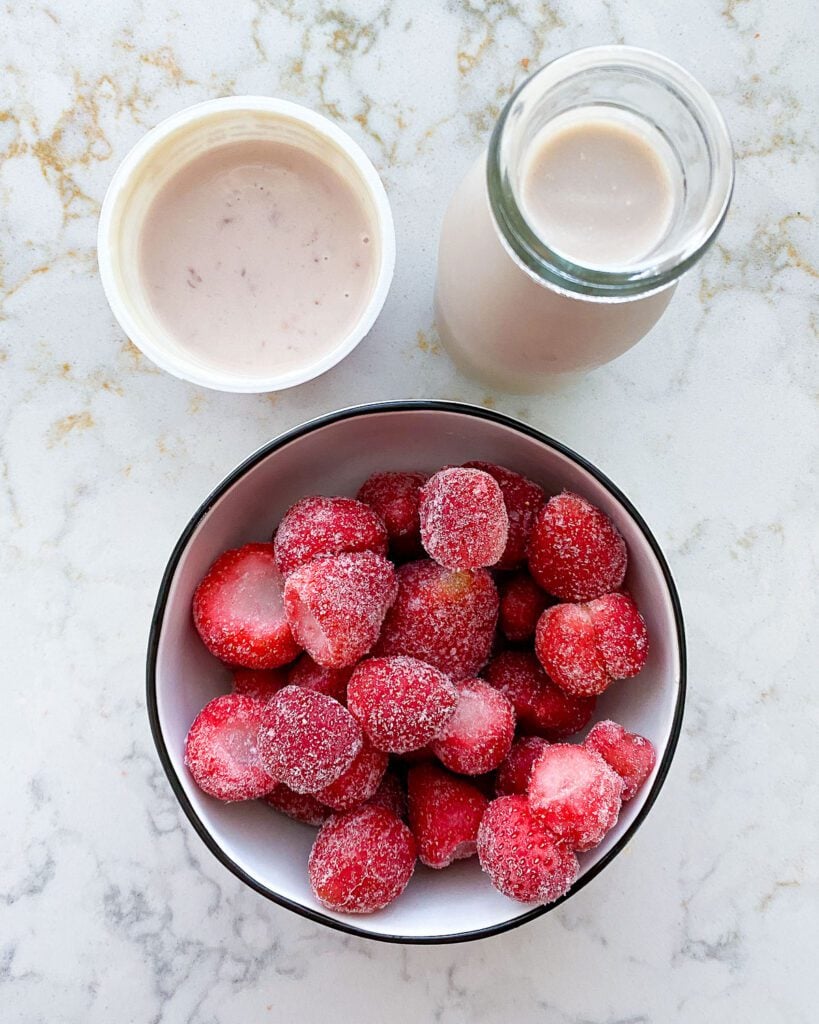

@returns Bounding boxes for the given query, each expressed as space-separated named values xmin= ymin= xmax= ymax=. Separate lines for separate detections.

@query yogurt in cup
xmin=98 ymin=97 xmax=395 ymax=393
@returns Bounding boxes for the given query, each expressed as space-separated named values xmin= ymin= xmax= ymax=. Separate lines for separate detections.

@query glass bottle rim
xmin=486 ymin=45 xmax=735 ymax=299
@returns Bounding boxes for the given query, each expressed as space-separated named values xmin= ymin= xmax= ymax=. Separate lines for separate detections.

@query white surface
xmin=154 ymin=407 xmax=682 ymax=940
xmin=1 ymin=1 xmax=816 ymax=1021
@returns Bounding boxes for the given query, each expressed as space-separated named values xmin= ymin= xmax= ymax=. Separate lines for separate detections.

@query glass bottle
xmin=435 ymin=46 xmax=734 ymax=390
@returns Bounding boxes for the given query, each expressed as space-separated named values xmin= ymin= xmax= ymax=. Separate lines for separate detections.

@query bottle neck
xmin=487 ymin=46 xmax=734 ymax=299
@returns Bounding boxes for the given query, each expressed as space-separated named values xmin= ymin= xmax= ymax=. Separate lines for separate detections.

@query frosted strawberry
xmin=366 ymin=771 xmax=408 ymax=821
xmin=535 ymin=594 xmax=648 ymax=697
xmin=375 ymin=560 xmax=498 ymax=680
xmin=287 ymin=653 xmax=352 ymax=704
xmin=257 ymin=686 xmax=362 ymax=793
xmin=418 ymin=467 xmax=509 ymax=570
xmin=263 ymin=782 xmax=330 ymax=826
xmin=347 ymin=656 xmax=457 ymax=754
xmin=587 ymin=593 xmax=650 ymax=678
xmin=313 ymin=735 xmax=388 ymax=812
xmin=528 ymin=744 xmax=623 ymax=851
xmin=407 ymin=763 xmax=488 ymax=869
xmin=431 ymin=679 xmax=516 ymax=775
xmin=273 ymin=495 xmax=388 ymax=578
xmin=477 ymin=795 xmax=579 ymax=904
xmin=192 ymin=543 xmax=300 ymax=669
xmin=284 ymin=551 xmax=397 ymax=669
xmin=495 ymin=736 xmax=550 ymax=797
xmin=484 ymin=650 xmax=596 ymax=738
xmin=462 ymin=461 xmax=545 ymax=570
xmin=308 ymin=805 xmax=416 ymax=913
xmin=528 ymin=492 xmax=627 ymax=601
xmin=498 ymin=571 xmax=550 ymax=642
xmin=357 ymin=471 xmax=428 ymax=559
xmin=232 ymin=668 xmax=287 ymax=702
xmin=585 ymin=720 xmax=656 ymax=800
xmin=535 ymin=604 xmax=609 ymax=696
xmin=184 ymin=694 xmax=274 ymax=802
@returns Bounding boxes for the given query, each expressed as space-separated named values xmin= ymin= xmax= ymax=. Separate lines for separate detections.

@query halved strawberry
xmin=283 ymin=550 xmax=397 ymax=668
xmin=193 ymin=543 xmax=301 ymax=669
xmin=184 ymin=694 xmax=275 ymax=802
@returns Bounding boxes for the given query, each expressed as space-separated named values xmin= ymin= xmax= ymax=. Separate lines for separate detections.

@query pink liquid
xmin=521 ymin=116 xmax=674 ymax=269
xmin=139 ymin=140 xmax=377 ymax=377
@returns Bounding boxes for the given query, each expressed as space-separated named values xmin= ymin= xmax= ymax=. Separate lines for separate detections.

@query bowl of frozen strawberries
xmin=148 ymin=401 xmax=685 ymax=943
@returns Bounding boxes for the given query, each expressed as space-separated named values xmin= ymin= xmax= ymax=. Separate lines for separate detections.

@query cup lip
xmin=146 ymin=400 xmax=687 ymax=944
xmin=97 ymin=96 xmax=396 ymax=393
xmin=487 ymin=45 xmax=735 ymax=299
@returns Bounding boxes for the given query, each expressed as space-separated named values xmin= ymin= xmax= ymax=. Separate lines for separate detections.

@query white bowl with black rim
xmin=147 ymin=401 xmax=685 ymax=943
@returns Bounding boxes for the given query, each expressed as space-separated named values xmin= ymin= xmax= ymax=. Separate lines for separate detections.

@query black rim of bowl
xmin=146 ymin=400 xmax=687 ymax=945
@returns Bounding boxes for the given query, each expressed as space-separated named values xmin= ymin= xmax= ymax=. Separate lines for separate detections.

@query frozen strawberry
xmin=528 ymin=743 xmax=623 ymax=851
xmin=308 ymin=805 xmax=416 ymax=913
xmin=366 ymin=771 xmax=408 ymax=821
xmin=375 ymin=560 xmax=498 ymax=679
xmin=287 ymin=653 xmax=351 ymax=704
xmin=407 ymin=763 xmax=488 ymax=869
xmin=313 ymin=735 xmax=388 ymax=812
xmin=284 ymin=551 xmax=397 ymax=669
xmin=273 ymin=495 xmax=388 ymax=578
xmin=184 ymin=694 xmax=274 ymax=802
xmin=419 ymin=467 xmax=509 ymax=570
xmin=585 ymin=720 xmax=656 ymax=800
xmin=232 ymin=668 xmax=287 ymax=702
xmin=484 ymin=650 xmax=596 ymax=738
xmin=477 ymin=795 xmax=579 ymax=904
xmin=535 ymin=604 xmax=610 ymax=697
xmin=462 ymin=462 xmax=545 ymax=570
xmin=357 ymin=471 xmax=428 ymax=559
xmin=587 ymin=592 xmax=649 ymax=678
xmin=263 ymin=782 xmax=330 ymax=826
xmin=498 ymin=571 xmax=550 ymax=642
xmin=495 ymin=736 xmax=550 ymax=796
xmin=347 ymin=656 xmax=458 ymax=754
xmin=192 ymin=543 xmax=301 ymax=669
xmin=528 ymin=492 xmax=627 ymax=601
xmin=257 ymin=686 xmax=362 ymax=793
xmin=431 ymin=679 xmax=516 ymax=775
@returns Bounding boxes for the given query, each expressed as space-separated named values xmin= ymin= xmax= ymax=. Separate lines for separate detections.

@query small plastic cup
xmin=98 ymin=97 xmax=396 ymax=393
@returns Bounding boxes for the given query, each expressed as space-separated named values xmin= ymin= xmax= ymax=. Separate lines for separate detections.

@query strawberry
xmin=283 ymin=550 xmax=397 ymax=668
xmin=431 ymin=679 xmax=516 ymax=776
xmin=375 ymin=559 xmax=498 ymax=680
xmin=308 ymin=806 xmax=416 ymax=913
xmin=407 ymin=763 xmax=488 ymax=869
xmin=528 ymin=743 xmax=623 ymax=851
xmin=357 ymin=470 xmax=428 ymax=559
xmin=419 ymin=467 xmax=509 ymax=570
xmin=585 ymin=720 xmax=656 ymax=800
xmin=184 ymin=694 xmax=274 ymax=802
xmin=462 ymin=461 xmax=545 ymax=570
xmin=528 ymin=491 xmax=626 ymax=601
xmin=192 ymin=543 xmax=300 ymax=669
xmin=477 ymin=795 xmax=578 ymax=904
xmin=347 ymin=656 xmax=457 ymax=754
xmin=484 ymin=650 xmax=596 ymax=737
xmin=274 ymin=495 xmax=388 ymax=578
xmin=257 ymin=686 xmax=362 ymax=793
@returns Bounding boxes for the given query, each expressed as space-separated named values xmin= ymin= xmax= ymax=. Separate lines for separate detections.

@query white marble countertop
xmin=2 ymin=1 xmax=817 ymax=1021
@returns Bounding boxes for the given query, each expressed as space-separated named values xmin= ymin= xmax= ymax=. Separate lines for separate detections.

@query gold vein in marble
xmin=46 ymin=411 xmax=95 ymax=447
